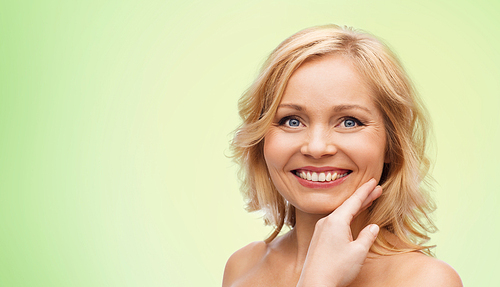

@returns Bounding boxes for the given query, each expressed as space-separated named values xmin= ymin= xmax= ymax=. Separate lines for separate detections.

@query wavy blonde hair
xmin=230 ymin=24 xmax=436 ymax=255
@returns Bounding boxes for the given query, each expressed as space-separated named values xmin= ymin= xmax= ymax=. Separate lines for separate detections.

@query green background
xmin=1 ymin=0 xmax=499 ymax=286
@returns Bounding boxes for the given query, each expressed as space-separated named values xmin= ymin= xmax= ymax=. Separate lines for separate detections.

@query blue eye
xmin=278 ymin=116 xmax=302 ymax=127
xmin=343 ymin=118 xmax=360 ymax=128
xmin=288 ymin=118 xmax=300 ymax=127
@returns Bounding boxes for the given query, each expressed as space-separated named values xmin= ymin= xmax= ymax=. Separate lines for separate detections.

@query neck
xmin=286 ymin=208 xmax=370 ymax=266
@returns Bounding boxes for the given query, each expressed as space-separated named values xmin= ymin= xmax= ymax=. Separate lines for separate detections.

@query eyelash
xmin=277 ymin=116 xmax=365 ymax=128
xmin=339 ymin=117 xmax=364 ymax=128
xmin=278 ymin=116 xmax=302 ymax=127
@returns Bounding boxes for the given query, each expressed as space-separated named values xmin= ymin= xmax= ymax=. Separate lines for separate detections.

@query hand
xmin=296 ymin=178 xmax=382 ymax=287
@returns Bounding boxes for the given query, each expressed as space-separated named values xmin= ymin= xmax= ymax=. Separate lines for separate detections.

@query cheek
xmin=263 ymin=129 xmax=299 ymax=170
xmin=263 ymin=134 xmax=284 ymax=174
xmin=263 ymin=132 xmax=279 ymax=169
xmin=263 ymin=132 xmax=292 ymax=198
xmin=343 ymin=132 xmax=387 ymax=173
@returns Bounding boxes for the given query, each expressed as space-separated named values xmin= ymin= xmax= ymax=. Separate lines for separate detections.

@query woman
xmin=223 ymin=25 xmax=462 ymax=286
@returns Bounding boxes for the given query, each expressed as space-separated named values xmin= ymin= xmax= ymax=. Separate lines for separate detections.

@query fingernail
xmin=369 ymin=224 xmax=379 ymax=236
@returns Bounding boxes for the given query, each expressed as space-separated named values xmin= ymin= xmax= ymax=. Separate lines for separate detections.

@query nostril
xmin=301 ymin=146 xmax=337 ymax=159
xmin=301 ymin=136 xmax=337 ymax=158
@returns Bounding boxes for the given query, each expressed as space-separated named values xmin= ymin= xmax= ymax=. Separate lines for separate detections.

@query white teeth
xmin=318 ymin=173 xmax=326 ymax=181
xmin=296 ymin=170 xmax=350 ymax=182
xmin=311 ymin=172 xmax=318 ymax=181
xmin=326 ymin=172 xmax=332 ymax=181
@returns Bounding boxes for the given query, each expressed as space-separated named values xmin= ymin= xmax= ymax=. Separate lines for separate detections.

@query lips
xmin=291 ymin=167 xmax=352 ymax=189
xmin=294 ymin=170 xmax=351 ymax=182
xmin=292 ymin=167 xmax=352 ymax=182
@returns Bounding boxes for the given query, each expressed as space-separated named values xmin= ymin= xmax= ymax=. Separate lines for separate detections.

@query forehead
xmin=279 ymin=54 xmax=379 ymax=113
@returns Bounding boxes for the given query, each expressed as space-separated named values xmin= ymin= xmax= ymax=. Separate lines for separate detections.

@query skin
xmin=223 ymin=55 xmax=462 ymax=287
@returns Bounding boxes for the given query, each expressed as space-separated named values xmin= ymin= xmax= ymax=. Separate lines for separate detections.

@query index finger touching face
xmin=332 ymin=178 xmax=379 ymax=223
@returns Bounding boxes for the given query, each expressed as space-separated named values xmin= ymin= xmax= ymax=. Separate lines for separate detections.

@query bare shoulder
xmin=222 ymin=241 xmax=267 ymax=287
xmin=390 ymin=252 xmax=462 ymax=287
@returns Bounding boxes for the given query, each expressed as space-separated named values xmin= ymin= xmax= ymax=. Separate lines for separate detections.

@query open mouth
xmin=293 ymin=170 xmax=352 ymax=182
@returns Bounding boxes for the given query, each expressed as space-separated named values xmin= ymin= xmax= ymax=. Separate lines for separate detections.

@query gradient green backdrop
xmin=1 ymin=0 xmax=499 ymax=286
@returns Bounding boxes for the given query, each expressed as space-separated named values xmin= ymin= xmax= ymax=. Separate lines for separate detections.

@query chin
xmin=293 ymin=200 xmax=344 ymax=216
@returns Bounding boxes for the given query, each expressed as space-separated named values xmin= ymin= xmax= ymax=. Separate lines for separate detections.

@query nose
xmin=300 ymin=126 xmax=337 ymax=159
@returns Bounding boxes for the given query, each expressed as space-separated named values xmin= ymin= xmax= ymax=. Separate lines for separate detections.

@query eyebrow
xmin=333 ymin=104 xmax=372 ymax=114
xmin=278 ymin=103 xmax=372 ymax=114
xmin=277 ymin=104 xmax=304 ymax=111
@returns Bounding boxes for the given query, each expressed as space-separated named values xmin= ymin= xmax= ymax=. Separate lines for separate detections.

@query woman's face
xmin=263 ymin=54 xmax=387 ymax=215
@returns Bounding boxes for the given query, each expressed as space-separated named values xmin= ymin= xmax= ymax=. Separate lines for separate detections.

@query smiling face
xmin=263 ymin=54 xmax=387 ymax=215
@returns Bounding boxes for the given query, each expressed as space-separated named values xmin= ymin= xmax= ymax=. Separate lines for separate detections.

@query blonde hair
xmin=230 ymin=24 xmax=436 ymax=255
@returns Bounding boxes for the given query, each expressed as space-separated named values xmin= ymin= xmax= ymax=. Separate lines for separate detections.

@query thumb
xmin=354 ymin=224 xmax=379 ymax=252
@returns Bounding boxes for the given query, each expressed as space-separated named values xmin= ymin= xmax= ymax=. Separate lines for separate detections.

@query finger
xmin=353 ymin=185 xmax=382 ymax=219
xmin=353 ymin=224 xmax=379 ymax=253
xmin=334 ymin=178 xmax=377 ymax=222
xmin=356 ymin=185 xmax=383 ymax=216
xmin=360 ymin=185 xmax=382 ymax=209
